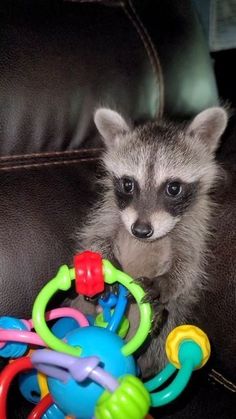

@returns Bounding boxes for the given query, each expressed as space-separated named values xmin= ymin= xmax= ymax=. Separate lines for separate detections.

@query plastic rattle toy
xmin=0 ymin=251 xmax=211 ymax=419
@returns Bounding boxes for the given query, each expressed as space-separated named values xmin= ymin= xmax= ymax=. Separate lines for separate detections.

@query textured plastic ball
xmin=47 ymin=326 xmax=137 ymax=419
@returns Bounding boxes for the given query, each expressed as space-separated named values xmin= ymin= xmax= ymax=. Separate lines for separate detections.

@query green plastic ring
xmin=32 ymin=257 xmax=152 ymax=357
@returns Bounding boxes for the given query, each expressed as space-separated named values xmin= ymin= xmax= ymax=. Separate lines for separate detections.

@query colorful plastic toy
xmin=0 ymin=251 xmax=211 ymax=419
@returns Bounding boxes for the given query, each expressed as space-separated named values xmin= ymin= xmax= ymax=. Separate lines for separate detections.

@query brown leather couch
xmin=0 ymin=1 xmax=235 ymax=417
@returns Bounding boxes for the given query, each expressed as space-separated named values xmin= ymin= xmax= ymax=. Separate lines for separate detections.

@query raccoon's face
xmin=112 ymin=175 xmax=195 ymax=240
xmin=94 ymin=107 xmax=227 ymax=241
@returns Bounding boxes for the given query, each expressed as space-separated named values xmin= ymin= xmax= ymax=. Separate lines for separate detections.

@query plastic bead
xmin=95 ymin=375 xmax=151 ymax=419
xmin=74 ymin=251 xmax=104 ymax=297
xmin=165 ymin=325 xmax=211 ymax=369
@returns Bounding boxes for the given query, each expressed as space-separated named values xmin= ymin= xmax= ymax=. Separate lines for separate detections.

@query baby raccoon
xmin=77 ymin=106 xmax=228 ymax=377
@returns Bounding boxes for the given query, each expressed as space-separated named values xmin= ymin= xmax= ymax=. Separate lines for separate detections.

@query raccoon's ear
xmin=187 ymin=107 xmax=228 ymax=153
xmin=94 ymin=108 xmax=130 ymax=148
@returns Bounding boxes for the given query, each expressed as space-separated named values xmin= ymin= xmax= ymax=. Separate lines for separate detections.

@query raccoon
xmin=77 ymin=106 xmax=228 ymax=377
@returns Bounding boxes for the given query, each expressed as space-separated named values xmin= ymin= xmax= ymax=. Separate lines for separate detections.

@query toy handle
xmin=32 ymin=254 xmax=152 ymax=357
xmin=32 ymin=265 xmax=83 ymax=358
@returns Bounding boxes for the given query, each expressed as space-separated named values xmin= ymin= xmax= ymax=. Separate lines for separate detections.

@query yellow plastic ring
xmin=165 ymin=325 xmax=211 ymax=369
xmin=37 ymin=371 xmax=49 ymax=398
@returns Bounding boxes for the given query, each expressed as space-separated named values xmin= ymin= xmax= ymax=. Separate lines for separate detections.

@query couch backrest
xmin=0 ymin=0 xmax=218 ymax=155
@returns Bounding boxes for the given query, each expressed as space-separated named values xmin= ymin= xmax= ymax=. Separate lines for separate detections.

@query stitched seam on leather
xmin=74 ymin=0 xmax=165 ymax=117
xmin=0 ymin=157 xmax=100 ymax=171
xmin=0 ymin=148 xmax=103 ymax=162
xmin=0 ymin=157 xmax=98 ymax=168
xmin=208 ymin=369 xmax=236 ymax=393
xmin=122 ymin=0 xmax=164 ymax=118
xmin=74 ymin=0 xmax=123 ymax=5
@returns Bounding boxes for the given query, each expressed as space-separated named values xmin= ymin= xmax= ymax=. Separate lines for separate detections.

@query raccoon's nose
xmin=131 ymin=221 xmax=154 ymax=239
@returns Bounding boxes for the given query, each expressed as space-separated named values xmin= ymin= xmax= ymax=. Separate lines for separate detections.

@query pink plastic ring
xmin=25 ymin=307 xmax=89 ymax=330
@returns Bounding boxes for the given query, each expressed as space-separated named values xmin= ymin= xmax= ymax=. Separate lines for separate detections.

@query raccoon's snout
xmin=131 ymin=221 xmax=154 ymax=239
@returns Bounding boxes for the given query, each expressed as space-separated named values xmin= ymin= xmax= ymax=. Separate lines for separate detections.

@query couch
xmin=0 ymin=1 xmax=235 ymax=417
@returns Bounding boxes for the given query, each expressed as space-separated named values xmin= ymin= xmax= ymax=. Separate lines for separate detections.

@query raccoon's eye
xmin=166 ymin=181 xmax=182 ymax=197
xmin=121 ymin=177 xmax=135 ymax=194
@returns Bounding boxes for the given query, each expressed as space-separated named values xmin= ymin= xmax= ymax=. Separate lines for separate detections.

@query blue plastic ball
xmin=47 ymin=326 xmax=137 ymax=419
xmin=19 ymin=370 xmax=40 ymax=404
xmin=51 ymin=317 xmax=79 ymax=339
xmin=19 ymin=318 xmax=80 ymax=404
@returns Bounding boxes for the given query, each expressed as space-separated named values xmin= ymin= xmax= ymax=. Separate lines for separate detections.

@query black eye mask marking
xmin=112 ymin=174 xmax=199 ymax=217
xmin=113 ymin=176 xmax=140 ymax=210
xmin=163 ymin=180 xmax=199 ymax=216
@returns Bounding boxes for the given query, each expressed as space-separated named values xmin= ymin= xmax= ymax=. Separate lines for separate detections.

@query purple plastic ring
xmin=31 ymin=349 xmax=119 ymax=392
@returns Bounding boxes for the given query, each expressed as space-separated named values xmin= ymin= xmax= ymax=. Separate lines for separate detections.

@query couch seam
xmin=72 ymin=0 xmax=164 ymax=117
xmin=0 ymin=157 xmax=100 ymax=172
xmin=73 ymin=0 xmax=123 ymax=5
xmin=0 ymin=148 xmax=103 ymax=162
xmin=122 ymin=0 xmax=164 ymax=118
xmin=208 ymin=369 xmax=236 ymax=393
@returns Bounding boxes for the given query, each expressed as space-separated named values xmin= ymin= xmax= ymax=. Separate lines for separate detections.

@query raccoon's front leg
xmin=137 ymin=274 xmax=174 ymax=305
xmin=136 ymin=274 xmax=176 ymax=333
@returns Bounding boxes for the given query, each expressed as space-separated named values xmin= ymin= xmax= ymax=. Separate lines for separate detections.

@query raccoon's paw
xmin=135 ymin=276 xmax=158 ymax=302
xmin=136 ymin=275 xmax=171 ymax=305
xmin=136 ymin=276 xmax=169 ymax=335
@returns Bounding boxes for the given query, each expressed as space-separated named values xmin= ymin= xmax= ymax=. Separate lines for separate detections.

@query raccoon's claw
xmin=136 ymin=276 xmax=160 ymax=302
xmin=133 ymin=276 xmax=169 ymax=334
xmin=136 ymin=276 xmax=155 ymax=294
xmin=127 ymin=292 xmax=136 ymax=303
xmin=135 ymin=276 xmax=153 ymax=286
xmin=136 ymin=275 xmax=170 ymax=305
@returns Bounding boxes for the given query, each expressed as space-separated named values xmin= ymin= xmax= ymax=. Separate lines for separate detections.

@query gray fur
xmin=76 ymin=107 xmax=228 ymax=377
